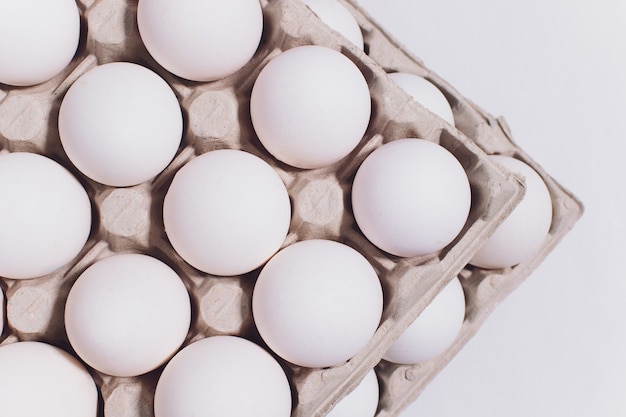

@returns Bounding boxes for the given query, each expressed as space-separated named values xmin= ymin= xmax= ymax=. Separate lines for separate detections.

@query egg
xmin=163 ymin=149 xmax=291 ymax=276
xmin=388 ymin=72 xmax=455 ymax=126
xmin=137 ymin=0 xmax=263 ymax=82
xmin=250 ymin=45 xmax=371 ymax=169
xmin=58 ymin=62 xmax=183 ymax=187
xmin=301 ymin=0 xmax=364 ymax=48
xmin=64 ymin=253 xmax=191 ymax=377
xmin=470 ymin=155 xmax=553 ymax=269
xmin=351 ymin=138 xmax=471 ymax=258
xmin=383 ymin=277 xmax=466 ymax=364
xmin=0 ymin=152 xmax=92 ymax=280
xmin=252 ymin=239 xmax=383 ymax=368
xmin=0 ymin=341 xmax=98 ymax=417
xmin=0 ymin=0 xmax=80 ymax=86
xmin=154 ymin=335 xmax=292 ymax=417
xmin=326 ymin=369 xmax=379 ymax=417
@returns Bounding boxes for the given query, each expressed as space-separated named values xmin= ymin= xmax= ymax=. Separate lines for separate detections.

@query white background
xmin=356 ymin=0 xmax=626 ymax=416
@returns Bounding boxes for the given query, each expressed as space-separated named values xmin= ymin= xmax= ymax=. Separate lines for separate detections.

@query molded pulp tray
xmin=0 ymin=1 xmax=535 ymax=417
xmin=336 ymin=1 xmax=584 ymax=415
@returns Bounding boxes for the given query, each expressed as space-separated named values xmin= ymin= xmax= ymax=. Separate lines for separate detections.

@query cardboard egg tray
xmin=333 ymin=1 xmax=584 ymax=415
xmin=0 ymin=0 xmax=531 ymax=416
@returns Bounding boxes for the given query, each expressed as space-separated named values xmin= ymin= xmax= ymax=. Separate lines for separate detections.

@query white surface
xmin=0 ymin=152 xmax=92 ymax=279
xmin=65 ymin=254 xmax=191 ymax=377
xmin=253 ymin=239 xmax=383 ymax=368
xmin=352 ymin=139 xmax=471 ymax=257
xmin=301 ymin=0 xmax=365 ymax=48
xmin=470 ymin=155 xmax=553 ymax=269
xmin=250 ymin=45 xmax=371 ymax=169
xmin=137 ymin=0 xmax=263 ymax=81
xmin=0 ymin=342 xmax=98 ymax=417
xmin=387 ymin=73 xmax=455 ymax=126
xmin=163 ymin=149 xmax=291 ymax=276
xmin=356 ymin=0 xmax=625 ymax=416
xmin=59 ymin=62 xmax=183 ymax=187
xmin=326 ymin=369 xmax=379 ymax=417
xmin=383 ymin=278 xmax=465 ymax=365
xmin=154 ymin=336 xmax=292 ymax=417
xmin=0 ymin=0 xmax=79 ymax=86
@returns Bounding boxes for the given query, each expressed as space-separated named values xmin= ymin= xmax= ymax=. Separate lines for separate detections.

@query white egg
xmin=388 ymin=72 xmax=455 ymax=126
xmin=154 ymin=336 xmax=292 ymax=417
xmin=64 ymin=253 xmax=191 ymax=377
xmin=0 ymin=0 xmax=80 ymax=86
xmin=163 ymin=149 xmax=291 ymax=276
xmin=0 ymin=342 xmax=98 ymax=417
xmin=470 ymin=155 xmax=553 ymax=269
xmin=383 ymin=277 xmax=465 ymax=364
xmin=58 ymin=62 xmax=183 ymax=187
xmin=351 ymin=139 xmax=471 ymax=257
xmin=326 ymin=369 xmax=379 ymax=417
xmin=252 ymin=239 xmax=383 ymax=368
xmin=250 ymin=45 xmax=371 ymax=169
xmin=301 ymin=0 xmax=364 ymax=48
xmin=0 ymin=152 xmax=91 ymax=280
xmin=137 ymin=0 xmax=263 ymax=82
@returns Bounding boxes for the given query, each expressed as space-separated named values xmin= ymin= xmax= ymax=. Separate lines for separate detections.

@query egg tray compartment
xmin=0 ymin=0 xmax=523 ymax=417
xmin=334 ymin=1 xmax=585 ymax=415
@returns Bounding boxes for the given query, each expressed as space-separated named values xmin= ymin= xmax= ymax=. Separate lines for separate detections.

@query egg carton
xmin=332 ymin=1 xmax=584 ymax=415
xmin=0 ymin=0 xmax=525 ymax=417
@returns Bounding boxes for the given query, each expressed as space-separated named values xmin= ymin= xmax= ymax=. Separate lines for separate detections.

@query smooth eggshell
xmin=351 ymin=138 xmax=471 ymax=257
xmin=250 ymin=45 xmax=371 ymax=169
xmin=0 ymin=152 xmax=92 ymax=280
xmin=388 ymin=72 xmax=455 ymax=126
xmin=163 ymin=149 xmax=291 ymax=276
xmin=252 ymin=239 xmax=383 ymax=368
xmin=301 ymin=0 xmax=364 ymax=48
xmin=326 ymin=369 xmax=379 ymax=417
xmin=154 ymin=336 xmax=292 ymax=417
xmin=0 ymin=341 xmax=98 ymax=417
xmin=58 ymin=62 xmax=183 ymax=187
xmin=383 ymin=277 xmax=466 ymax=364
xmin=470 ymin=155 xmax=553 ymax=269
xmin=137 ymin=0 xmax=263 ymax=81
xmin=0 ymin=0 xmax=80 ymax=86
xmin=64 ymin=253 xmax=191 ymax=377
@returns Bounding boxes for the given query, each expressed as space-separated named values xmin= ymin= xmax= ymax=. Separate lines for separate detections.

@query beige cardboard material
xmin=334 ymin=1 xmax=584 ymax=415
xmin=0 ymin=1 xmax=528 ymax=416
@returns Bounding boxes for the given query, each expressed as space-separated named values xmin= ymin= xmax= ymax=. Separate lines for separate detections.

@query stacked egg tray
xmin=0 ymin=1 xmax=581 ymax=417
xmin=334 ymin=0 xmax=585 ymax=415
